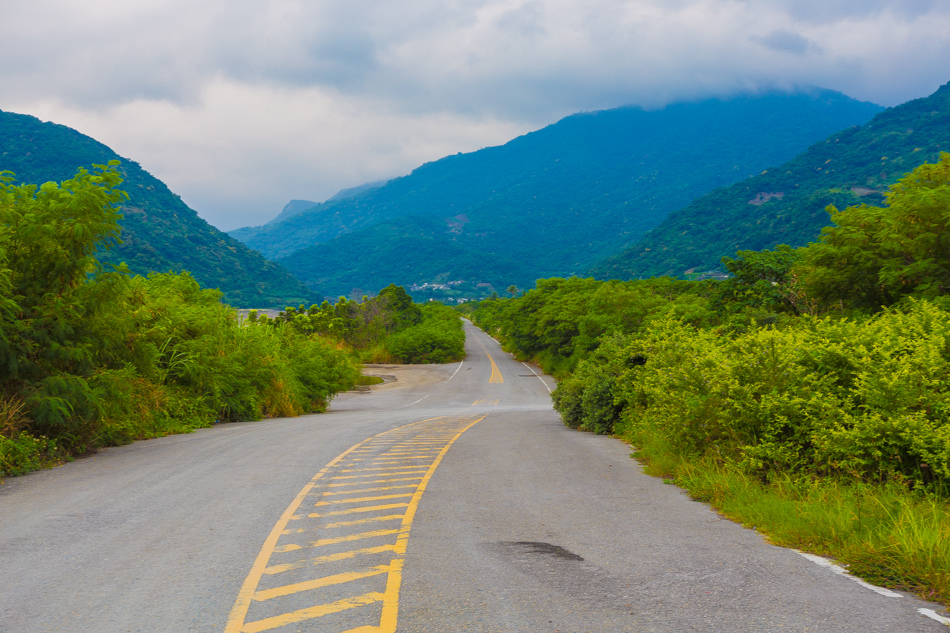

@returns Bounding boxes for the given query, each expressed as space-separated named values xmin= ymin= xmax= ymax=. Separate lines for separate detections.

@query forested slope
xmin=233 ymin=90 xmax=881 ymax=297
xmin=590 ymin=81 xmax=950 ymax=279
xmin=0 ymin=110 xmax=316 ymax=308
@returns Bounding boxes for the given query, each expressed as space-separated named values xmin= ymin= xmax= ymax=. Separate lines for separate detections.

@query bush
xmin=554 ymin=301 xmax=950 ymax=491
xmin=387 ymin=304 xmax=465 ymax=363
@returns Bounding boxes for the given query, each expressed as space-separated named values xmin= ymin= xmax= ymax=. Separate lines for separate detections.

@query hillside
xmin=232 ymin=90 xmax=881 ymax=298
xmin=276 ymin=215 xmax=532 ymax=300
xmin=589 ymin=81 xmax=950 ymax=280
xmin=0 ymin=110 xmax=317 ymax=308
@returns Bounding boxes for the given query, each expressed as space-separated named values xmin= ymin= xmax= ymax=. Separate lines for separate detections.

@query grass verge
xmin=630 ymin=430 xmax=950 ymax=607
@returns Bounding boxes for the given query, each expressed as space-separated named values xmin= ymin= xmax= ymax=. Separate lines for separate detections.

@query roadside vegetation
xmin=249 ymin=286 xmax=465 ymax=364
xmin=465 ymin=154 xmax=950 ymax=605
xmin=0 ymin=164 xmax=462 ymax=478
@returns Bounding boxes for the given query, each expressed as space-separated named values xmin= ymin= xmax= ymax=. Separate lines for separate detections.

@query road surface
xmin=1 ymin=321 xmax=948 ymax=632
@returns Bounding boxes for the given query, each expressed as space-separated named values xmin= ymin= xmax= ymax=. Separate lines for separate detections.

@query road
xmin=1 ymin=321 xmax=948 ymax=632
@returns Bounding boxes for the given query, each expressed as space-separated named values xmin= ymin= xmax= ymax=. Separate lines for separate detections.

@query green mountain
xmin=589 ymin=81 xmax=950 ymax=280
xmin=0 ymin=110 xmax=317 ymax=308
xmin=277 ymin=215 xmax=533 ymax=299
xmin=232 ymin=89 xmax=881 ymax=299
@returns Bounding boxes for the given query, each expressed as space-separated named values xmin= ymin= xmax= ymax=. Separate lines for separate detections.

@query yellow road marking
xmin=223 ymin=425 xmax=384 ymax=633
xmin=326 ymin=477 xmax=424 ymax=487
xmin=487 ymin=353 xmax=503 ymax=383
xmin=264 ymin=544 xmax=397 ymax=575
xmin=314 ymin=493 xmax=413 ymax=506
xmin=370 ymin=456 xmax=436 ymax=462
xmin=242 ymin=592 xmax=384 ymax=633
xmin=340 ymin=465 xmax=431 ymax=473
xmin=225 ymin=415 xmax=485 ymax=633
xmin=308 ymin=502 xmax=410 ymax=518
xmin=474 ymin=338 xmax=504 ymax=383
xmin=282 ymin=513 xmax=403 ymax=535
xmin=253 ymin=565 xmax=393 ymax=601
xmin=274 ymin=528 xmax=402 ymax=552
xmin=323 ymin=514 xmax=405 ymax=529
xmin=322 ymin=484 xmax=418 ymax=496
xmin=331 ymin=470 xmax=429 ymax=480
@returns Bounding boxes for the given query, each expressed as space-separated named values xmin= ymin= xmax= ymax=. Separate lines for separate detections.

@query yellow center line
xmin=475 ymin=338 xmax=504 ymax=383
xmin=253 ymin=564 xmax=393 ymax=601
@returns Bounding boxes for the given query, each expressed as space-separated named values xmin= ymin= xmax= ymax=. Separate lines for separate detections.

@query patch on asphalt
xmin=501 ymin=541 xmax=584 ymax=561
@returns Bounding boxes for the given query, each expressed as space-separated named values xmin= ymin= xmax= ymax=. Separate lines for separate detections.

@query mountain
xmin=276 ymin=215 xmax=533 ymax=299
xmin=0 ymin=110 xmax=317 ymax=308
xmin=588 ymin=81 xmax=950 ymax=280
xmin=230 ymin=180 xmax=389 ymax=244
xmin=232 ymin=89 xmax=881 ymax=299
xmin=271 ymin=199 xmax=320 ymax=224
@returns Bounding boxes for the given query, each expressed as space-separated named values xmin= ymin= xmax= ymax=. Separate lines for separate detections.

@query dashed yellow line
xmin=224 ymin=415 xmax=485 ymax=633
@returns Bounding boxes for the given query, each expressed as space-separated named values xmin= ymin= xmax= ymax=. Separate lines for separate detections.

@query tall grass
xmin=634 ymin=431 xmax=950 ymax=605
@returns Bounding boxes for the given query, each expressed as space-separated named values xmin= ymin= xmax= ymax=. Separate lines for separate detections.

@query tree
xmin=796 ymin=152 xmax=950 ymax=311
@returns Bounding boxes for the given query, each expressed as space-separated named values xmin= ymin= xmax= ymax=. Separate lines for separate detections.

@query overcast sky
xmin=2 ymin=0 xmax=949 ymax=230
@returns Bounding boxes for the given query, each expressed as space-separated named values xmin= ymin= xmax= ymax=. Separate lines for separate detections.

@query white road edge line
xmin=918 ymin=608 xmax=950 ymax=626
xmin=446 ymin=360 xmax=464 ymax=382
xmin=522 ymin=362 xmax=552 ymax=394
xmin=796 ymin=551 xmax=902 ymax=598
xmin=400 ymin=394 xmax=430 ymax=409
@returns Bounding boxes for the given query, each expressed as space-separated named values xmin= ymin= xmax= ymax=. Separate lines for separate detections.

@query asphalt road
xmin=1 ymin=321 xmax=948 ymax=632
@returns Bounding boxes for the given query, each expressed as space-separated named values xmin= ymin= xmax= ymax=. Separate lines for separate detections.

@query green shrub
xmin=387 ymin=304 xmax=465 ymax=363
xmin=555 ymin=301 xmax=950 ymax=491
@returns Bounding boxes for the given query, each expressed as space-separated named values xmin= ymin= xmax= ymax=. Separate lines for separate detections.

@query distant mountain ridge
xmin=230 ymin=89 xmax=882 ymax=298
xmin=588 ymin=80 xmax=950 ymax=280
xmin=0 ymin=110 xmax=317 ymax=308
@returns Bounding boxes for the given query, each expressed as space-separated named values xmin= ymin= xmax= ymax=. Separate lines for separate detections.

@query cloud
xmin=14 ymin=81 xmax=528 ymax=230
xmin=1 ymin=0 xmax=949 ymax=229
xmin=752 ymin=30 xmax=818 ymax=56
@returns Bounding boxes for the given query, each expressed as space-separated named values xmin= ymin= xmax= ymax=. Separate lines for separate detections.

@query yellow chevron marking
xmin=308 ymin=503 xmax=410 ymax=518
xmin=241 ymin=592 xmax=384 ymax=633
xmin=314 ymin=493 xmax=414 ymax=507
xmin=263 ymin=544 xmax=397 ymax=575
xmin=225 ymin=415 xmax=484 ymax=633
xmin=326 ymin=477 xmax=424 ymax=487
xmin=253 ymin=565 xmax=393 ymax=601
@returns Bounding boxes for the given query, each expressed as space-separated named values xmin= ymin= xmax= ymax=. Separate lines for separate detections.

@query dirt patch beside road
xmin=360 ymin=363 xmax=458 ymax=392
